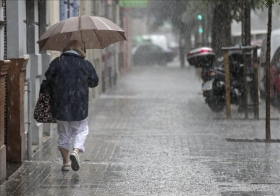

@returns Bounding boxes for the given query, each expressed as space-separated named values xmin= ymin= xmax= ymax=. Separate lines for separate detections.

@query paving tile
xmin=2 ymin=65 xmax=280 ymax=195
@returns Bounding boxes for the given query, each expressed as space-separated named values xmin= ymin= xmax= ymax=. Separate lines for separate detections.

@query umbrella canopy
xmin=37 ymin=15 xmax=126 ymax=51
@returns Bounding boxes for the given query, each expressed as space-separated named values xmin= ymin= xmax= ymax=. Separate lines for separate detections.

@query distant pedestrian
xmin=45 ymin=40 xmax=99 ymax=171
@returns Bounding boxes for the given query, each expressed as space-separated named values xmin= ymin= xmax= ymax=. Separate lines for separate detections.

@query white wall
xmin=231 ymin=6 xmax=280 ymax=34
xmin=6 ymin=0 xmax=27 ymax=58
xmin=48 ymin=0 xmax=61 ymax=59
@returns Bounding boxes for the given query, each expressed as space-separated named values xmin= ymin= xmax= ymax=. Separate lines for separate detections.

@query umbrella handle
xmin=79 ymin=16 xmax=86 ymax=53
xmin=83 ymin=41 xmax=86 ymax=53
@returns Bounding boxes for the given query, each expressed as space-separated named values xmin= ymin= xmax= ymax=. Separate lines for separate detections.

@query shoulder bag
xmin=33 ymin=80 xmax=57 ymax=123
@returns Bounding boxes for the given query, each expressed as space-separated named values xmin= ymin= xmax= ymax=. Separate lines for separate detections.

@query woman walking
xmin=45 ymin=40 xmax=99 ymax=171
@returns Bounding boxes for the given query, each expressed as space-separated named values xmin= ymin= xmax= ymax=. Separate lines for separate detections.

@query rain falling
xmin=1 ymin=0 xmax=280 ymax=195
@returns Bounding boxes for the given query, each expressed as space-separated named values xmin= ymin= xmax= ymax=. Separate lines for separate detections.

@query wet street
xmin=2 ymin=60 xmax=280 ymax=196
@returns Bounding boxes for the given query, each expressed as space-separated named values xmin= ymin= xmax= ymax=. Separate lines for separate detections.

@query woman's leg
xmin=60 ymin=148 xmax=69 ymax=164
xmin=57 ymin=120 xmax=71 ymax=164
xmin=69 ymin=118 xmax=88 ymax=171
xmin=70 ymin=118 xmax=89 ymax=153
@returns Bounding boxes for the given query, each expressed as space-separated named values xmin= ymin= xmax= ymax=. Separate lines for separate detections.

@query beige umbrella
xmin=37 ymin=15 xmax=126 ymax=51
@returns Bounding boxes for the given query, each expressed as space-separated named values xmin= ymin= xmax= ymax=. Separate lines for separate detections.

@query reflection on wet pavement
xmin=1 ymin=65 xmax=280 ymax=195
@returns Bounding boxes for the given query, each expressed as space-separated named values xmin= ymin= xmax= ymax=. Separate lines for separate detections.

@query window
xmin=150 ymin=45 xmax=161 ymax=53
xmin=256 ymin=34 xmax=266 ymax=40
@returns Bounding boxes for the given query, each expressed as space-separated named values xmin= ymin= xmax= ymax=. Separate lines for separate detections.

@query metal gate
xmin=3 ymin=0 xmax=6 ymax=59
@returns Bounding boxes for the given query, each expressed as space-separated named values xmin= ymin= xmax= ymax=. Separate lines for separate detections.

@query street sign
xmin=119 ymin=0 xmax=148 ymax=8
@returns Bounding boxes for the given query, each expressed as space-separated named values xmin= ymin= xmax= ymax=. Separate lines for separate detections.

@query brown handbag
xmin=33 ymin=80 xmax=56 ymax=123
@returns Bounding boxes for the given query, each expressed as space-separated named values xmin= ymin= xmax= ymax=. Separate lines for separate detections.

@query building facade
xmin=0 ymin=0 xmax=131 ymax=183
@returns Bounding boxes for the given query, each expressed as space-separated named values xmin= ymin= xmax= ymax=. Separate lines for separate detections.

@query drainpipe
xmin=25 ymin=79 xmax=32 ymax=160
xmin=67 ymin=0 xmax=70 ymax=18
xmin=73 ymin=0 xmax=79 ymax=16
xmin=60 ymin=0 xmax=66 ymax=21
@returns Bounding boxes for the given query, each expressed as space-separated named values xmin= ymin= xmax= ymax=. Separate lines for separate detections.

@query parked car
xmin=232 ymin=30 xmax=267 ymax=46
xmin=258 ymin=29 xmax=280 ymax=102
xmin=251 ymin=39 xmax=263 ymax=62
xmin=132 ymin=43 xmax=174 ymax=66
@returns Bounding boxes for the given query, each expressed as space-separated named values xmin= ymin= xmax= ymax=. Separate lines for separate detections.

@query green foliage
xmin=264 ymin=0 xmax=280 ymax=7
xmin=206 ymin=0 xmax=265 ymax=22
xmin=148 ymin=0 xmax=190 ymax=30
xmin=148 ymin=0 xmax=268 ymax=32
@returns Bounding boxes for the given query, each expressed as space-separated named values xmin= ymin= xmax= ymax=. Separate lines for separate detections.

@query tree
xmin=148 ymin=1 xmax=189 ymax=32
xmin=148 ymin=1 xmax=263 ymax=54
xmin=263 ymin=0 xmax=280 ymax=141
xmin=211 ymin=2 xmax=231 ymax=57
xmin=148 ymin=0 xmax=207 ymax=66
xmin=209 ymin=0 xmax=263 ymax=57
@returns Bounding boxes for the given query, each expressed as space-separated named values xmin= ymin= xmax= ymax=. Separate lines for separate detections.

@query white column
xmin=26 ymin=0 xmax=43 ymax=146
xmin=39 ymin=0 xmax=53 ymax=138
xmin=6 ymin=0 xmax=27 ymax=58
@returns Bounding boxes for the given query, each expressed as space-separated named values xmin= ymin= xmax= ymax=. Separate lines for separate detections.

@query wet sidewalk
xmin=2 ymin=62 xmax=280 ymax=196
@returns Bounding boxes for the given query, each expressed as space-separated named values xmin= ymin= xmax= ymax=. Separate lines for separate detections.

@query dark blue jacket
xmin=45 ymin=53 xmax=99 ymax=121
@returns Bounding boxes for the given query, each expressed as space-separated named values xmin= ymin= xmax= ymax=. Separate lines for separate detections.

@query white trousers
xmin=56 ymin=118 xmax=88 ymax=153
